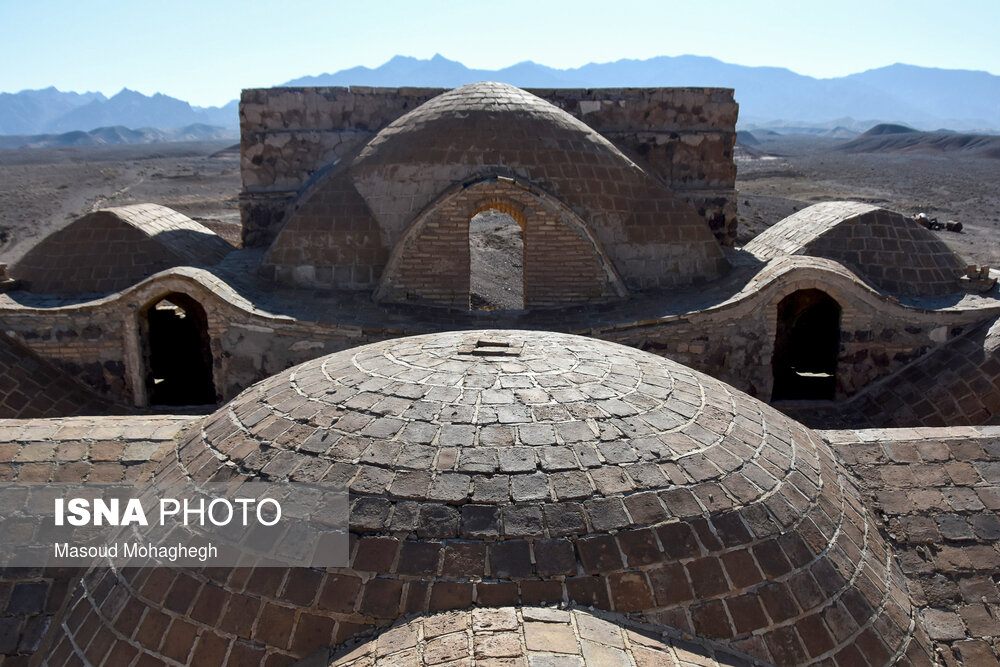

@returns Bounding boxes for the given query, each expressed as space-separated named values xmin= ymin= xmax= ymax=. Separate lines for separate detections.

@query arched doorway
xmin=468 ymin=208 xmax=524 ymax=311
xmin=772 ymin=289 xmax=841 ymax=400
xmin=142 ymin=293 xmax=216 ymax=407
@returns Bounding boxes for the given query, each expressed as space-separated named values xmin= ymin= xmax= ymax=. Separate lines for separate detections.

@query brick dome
xmin=744 ymin=201 xmax=965 ymax=297
xmin=324 ymin=606 xmax=763 ymax=666
xmin=343 ymin=82 xmax=729 ymax=294
xmin=58 ymin=331 xmax=932 ymax=665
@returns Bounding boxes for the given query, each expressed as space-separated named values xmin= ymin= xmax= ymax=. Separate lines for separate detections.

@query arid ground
xmin=0 ymin=135 xmax=997 ymax=271
xmin=0 ymin=141 xmax=242 ymax=264
xmin=736 ymin=134 xmax=1000 ymax=267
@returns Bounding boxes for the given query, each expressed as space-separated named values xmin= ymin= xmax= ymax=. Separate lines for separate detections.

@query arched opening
xmin=142 ymin=293 xmax=216 ymax=407
xmin=772 ymin=289 xmax=841 ymax=401
xmin=468 ymin=208 xmax=524 ymax=311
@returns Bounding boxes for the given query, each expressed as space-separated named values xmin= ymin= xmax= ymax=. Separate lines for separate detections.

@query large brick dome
xmin=264 ymin=82 xmax=729 ymax=298
xmin=57 ymin=331 xmax=932 ymax=665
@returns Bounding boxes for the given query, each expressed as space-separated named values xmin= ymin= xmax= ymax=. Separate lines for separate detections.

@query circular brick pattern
xmin=326 ymin=606 xmax=763 ymax=666
xmin=54 ymin=331 xmax=933 ymax=666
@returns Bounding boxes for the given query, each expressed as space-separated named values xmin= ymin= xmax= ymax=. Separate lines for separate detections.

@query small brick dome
xmin=744 ymin=201 xmax=965 ymax=297
xmin=58 ymin=331 xmax=932 ymax=665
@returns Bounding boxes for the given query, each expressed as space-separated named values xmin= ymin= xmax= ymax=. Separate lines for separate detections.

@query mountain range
xmin=1 ymin=55 xmax=997 ymax=140
xmin=0 ymin=87 xmax=238 ymax=137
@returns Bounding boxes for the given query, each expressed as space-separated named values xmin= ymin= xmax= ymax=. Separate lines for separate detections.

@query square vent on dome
xmin=458 ymin=338 xmax=523 ymax=357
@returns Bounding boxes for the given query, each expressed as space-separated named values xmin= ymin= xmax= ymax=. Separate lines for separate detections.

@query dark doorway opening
xmin=143 ymin=293 xmax=216 ymax=407
xmin=469 ymin=209 xmax=524 ymax=311
xmin=772 ymin=289 xmax=841 ymax=401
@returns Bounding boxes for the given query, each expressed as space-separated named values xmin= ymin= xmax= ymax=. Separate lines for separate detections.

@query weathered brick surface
xmin=240 ymin=84 xmax=738 ymax=249
xmin=0 ymin=331 xmax=119 ymax=418
xmin=791 ymin=314 xmax=1000 ymax=428
xmin=745 ymin=201 xmax=965 ymax=298
xmin=374 ymin=178 xmax=625 ymax=309
xmin=261 ymin=82 xmax=730 ymax=297
xmin=321 ymin=606 xmax=761 ymax=666
xmin=0 ymin=416 xmax=187 ymax=665
xmin=1 ymin=223 xmax=995 ymax=418
xmin=10 ymin=204 xmax=232 ymax=295
xmin=46 ymin=331 xmax=930 ymax=665
xmin=825 ymin=426 xmax=1000 ymax=664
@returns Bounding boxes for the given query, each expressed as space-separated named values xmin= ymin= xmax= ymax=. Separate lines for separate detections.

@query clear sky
xmin=2 ymin=0 xmax=998 ymax=107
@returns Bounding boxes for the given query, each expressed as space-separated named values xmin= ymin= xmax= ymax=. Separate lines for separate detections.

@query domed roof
xmin=744 ymin=201 xmax=965 ymax=297
xmin=345 ymin=83 xmax=728 ymax=292
xmin=59 ymin=331 xmax=931 ymax=665
xmin=355 ymin=81 xmax=627 ymax=166
xmin=11 ymin=203 xmax=231 ymax=294
xmin=326 ymin=606 xmax=763 ymax=666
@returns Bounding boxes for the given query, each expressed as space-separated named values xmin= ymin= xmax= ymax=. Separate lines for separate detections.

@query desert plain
xmin=0 ymin=133 xmax=997 ymax=274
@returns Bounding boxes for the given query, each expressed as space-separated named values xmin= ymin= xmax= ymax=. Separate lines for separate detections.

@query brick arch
xmin=374 ymin=178 xmax=627 ymax=309
xmin=470 ymin=198 xmax=526 ymax=231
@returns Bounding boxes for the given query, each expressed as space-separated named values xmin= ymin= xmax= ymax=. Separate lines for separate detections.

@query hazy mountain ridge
xmin=0 ymin=123 xmax=237 ymax=150
xmin=837 ymin=124 xmax=1000 ymax=158
xmin=0 ymin=88 xmax=238 ymax=136
xmin=2 ymin=55 xmax=997 ymax=140
xmin=287 ymin=55 xmax=1000 ymax=132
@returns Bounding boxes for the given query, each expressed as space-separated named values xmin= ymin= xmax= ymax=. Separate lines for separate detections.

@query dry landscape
xmin=0 ymin=141 xmax=242 ymax=264
xmin=736 ymin=134 xmax=1000 ymax=267
xmin=0 ymin=134 xmax=997 ymax=270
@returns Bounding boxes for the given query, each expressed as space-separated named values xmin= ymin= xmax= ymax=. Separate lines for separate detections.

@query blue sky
xmin=2 ymin=0 xmax=998 ymax=107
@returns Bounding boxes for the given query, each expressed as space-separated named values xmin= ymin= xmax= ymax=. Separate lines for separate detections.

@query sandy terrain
xmin=0 ymin=141 xmax=241 ymax=263
xmin=0 ymin=135 xmax=996 ymax=273
xmin=736 ymin=135 xmax=1000 ymax=267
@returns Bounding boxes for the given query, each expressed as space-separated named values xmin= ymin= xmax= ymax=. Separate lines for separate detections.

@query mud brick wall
xmin=240 ymin=86 xmax=737 ymax=248
xmin=598 ymin=259 xmax=995 ymax=406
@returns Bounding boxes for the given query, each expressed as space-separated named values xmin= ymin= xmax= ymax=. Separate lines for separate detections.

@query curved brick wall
xmin=347 ymin=82 xmax=729 ymax=292
xmin=10 ymin=204 xmax=232 ymax=295
xmin=744 ymin=202 xmax=965 ymax=297
xmin=56 ymin=331 xmax=932 ymax=665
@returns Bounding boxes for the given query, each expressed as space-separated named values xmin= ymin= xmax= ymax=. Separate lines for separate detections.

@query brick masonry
xmin=321 ymin=606 xmax=766 ymax=666
xmin=42 ymin=332 xmax=931 ymax=665
xmin=262 ymin=82 xmax=729 ymax=295
xmin=9 ymin=204 xmax=231 ymax=295
xmin=373 ymin=178 xmax=626 ymax=309
xmin=240 ymin=85 xmax=737 ymax=249
xmin=745 ymin=202 xmax=966 ymax=298
xmin=823 ymin=426 xmax=1000 ymax=665
xmin=1 ymin=369 xmax=998 ymax=664
xmin=0 ymin=253 xmax=996 ymax=420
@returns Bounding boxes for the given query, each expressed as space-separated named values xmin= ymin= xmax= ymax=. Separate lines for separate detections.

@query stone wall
xmin=240 ymin=86 xmax=738 ymax=248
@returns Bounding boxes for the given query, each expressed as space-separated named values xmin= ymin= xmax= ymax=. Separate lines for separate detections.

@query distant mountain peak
xmin=2 ymin=55 xmax=998 ymax=137
xmin=277 ymin=54 xmax=998 ymax=131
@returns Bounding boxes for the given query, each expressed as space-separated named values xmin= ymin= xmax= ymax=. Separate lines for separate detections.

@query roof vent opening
xmin=458 ymin=337 xmax=523 ymax=357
